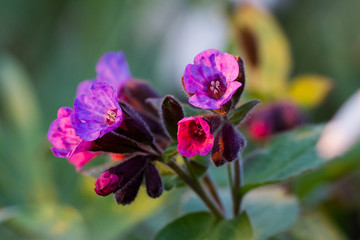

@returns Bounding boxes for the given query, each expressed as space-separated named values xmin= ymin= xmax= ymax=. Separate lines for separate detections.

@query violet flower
xmin=72 ymin=82 xmax=124 ymax=141
xmin=76 ymin=51 xmax=131 ymax=98
xmin=48 ymin=107 xmax=97 ymax=170
xmin=183 ymin=49 xmax=241 ymax=109
xmin=177 ymin=116 xmax=214 ymax=157
xmin=96 ymin=51 xmax=131 ymax=91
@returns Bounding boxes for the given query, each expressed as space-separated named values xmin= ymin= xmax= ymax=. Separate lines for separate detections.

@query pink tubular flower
xmin=47 ymin=107 xmax=97 ymax=171
xmin=72 ymin=82 xmax=124 ymax=141
xmin=183 ymin=49 xmax=242 ymax=110
xmin=94 ymin=171 xmax=120 ymax=196
xmin=177 ymin=116 xmax=214 ymax=157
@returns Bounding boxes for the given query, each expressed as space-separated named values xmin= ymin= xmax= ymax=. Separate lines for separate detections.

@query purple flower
xmin=177 ymin=116 xmax=214 ymax=157
xmin=96 ymin=51 xmax=131 ymax=91
xmin=94 ymin=171 xmax=120 ymax=196
xmin=76 ymin=79 xmax=93 ymax=97
xmin=48 ymin=107 xmax=97 ymax=170
xmin=72 ymin=82 xmax=124 ymax=141
xmin=183 ymin=49 xmax=241 ymax=109
xmin=75 ymin=51 xmax=131 ymax=98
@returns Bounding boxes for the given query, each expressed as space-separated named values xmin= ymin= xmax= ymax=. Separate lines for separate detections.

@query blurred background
xmin=0 ymin=0 xmax=359 ymax=239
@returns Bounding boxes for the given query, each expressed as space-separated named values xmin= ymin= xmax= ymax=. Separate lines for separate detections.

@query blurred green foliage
xmin=0 ymin=0 xmax=360 ymax=239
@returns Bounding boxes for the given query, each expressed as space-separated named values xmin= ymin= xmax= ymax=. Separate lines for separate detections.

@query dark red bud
xmin=162 ymin=95 xmax=184 ymax=140
xmin=144 ymin=163 xmax=163 ymax=198
xmin=94 ymin=171 xmax=120 ymax=196
xmin=211 ymin=122 xmax=246 ymax=166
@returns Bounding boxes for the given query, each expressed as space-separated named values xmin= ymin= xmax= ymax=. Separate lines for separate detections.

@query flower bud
xmin=94 ymin=171 xmax=120 ymax=196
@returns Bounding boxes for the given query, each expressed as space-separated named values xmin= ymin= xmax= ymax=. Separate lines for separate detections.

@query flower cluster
xmin=49 ymin=49 xmax=248 ymax=205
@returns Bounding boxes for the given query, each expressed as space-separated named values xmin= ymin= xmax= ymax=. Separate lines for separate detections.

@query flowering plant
xmin=48 ymin=49 xmax=325 ymax=239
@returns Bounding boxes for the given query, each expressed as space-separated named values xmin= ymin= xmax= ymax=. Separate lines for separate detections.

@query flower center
xmin=208 ymin=77 xmax=226 ymax=100
xmin=188 ymin=121 xmax=205 ymax=142
xmin=106 ymin=110 xmax=117 ymax=124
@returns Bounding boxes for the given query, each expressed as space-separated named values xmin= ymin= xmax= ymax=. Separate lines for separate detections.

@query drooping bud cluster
xmin=48 ymin=48 xmax=253 ymax=205
xmin=246 ymin=102 xmax=304 ymax=140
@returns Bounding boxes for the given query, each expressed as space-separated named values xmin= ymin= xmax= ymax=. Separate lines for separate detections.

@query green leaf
xmin=210 ymin=212 xmax=253 ymax=240
xmin=289 ymin=211 xmax=347 ymax=240
xmin=228 ymin=100 xmax=261 ymax=126
xmin=295 ymin=141 xmax=360 ymax=198
xmin=162 ymin=143 xmax=179 ymax=163
xmin=243 ymin=125 xmax=325 ymax=191
xmin=154 ymin=212 xmax=253 ymax=240
xmin=154 ymin=212 xmax=215 ymax=240
xmin=243 ymin=186 xmax=300 ymax=240
xmin=189 ymin=155 xmax=210 ymax=177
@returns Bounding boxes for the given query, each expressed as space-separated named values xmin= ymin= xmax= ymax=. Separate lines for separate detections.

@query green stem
xmin=183 ymin=156 xmax=196 ymax=180
xmin=168 ymin=160 xmax=224 ymax=220
xmin=233 ymin=157 xmax=243 ymax=216
xmin=202 ymin=173 xmax=225 ymax=213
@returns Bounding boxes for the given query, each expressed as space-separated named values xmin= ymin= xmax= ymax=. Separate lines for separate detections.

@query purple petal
xmin=48 ymin=107 xmax=81 ymax=158
xmin=96 ymin=52 xmax=131 ymax=91
xmin=76 ymin=80 xmax=94 ymax=97
xmin=216 ymin=53 xmax=239 ymax=82
xmin=194 ymin=50 xmax=238 ymax=82
xmin=217 ymin=81 xmax=242 ymax=106
xmin=189 ymin=94 xmax=221 ymax=109
xmin=72 ymin=82 xmax=123 ymax=141
xmin=194 ymin=49 xmax=222 ymax=67
xmin=184 ymin=64 xmax=219 ymax=94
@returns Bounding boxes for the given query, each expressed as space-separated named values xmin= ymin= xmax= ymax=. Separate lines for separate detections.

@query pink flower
xmin=48 ymin=107 xmax=97 ymax=171
xmin=94 ymin=171 xmax=120 ymax=196
xmin=177 ymin=116 xmax=214 ymax=157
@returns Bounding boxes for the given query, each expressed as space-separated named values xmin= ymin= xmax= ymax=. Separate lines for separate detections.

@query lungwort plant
xmin=48 ymin=49 xmax=325 ymax=239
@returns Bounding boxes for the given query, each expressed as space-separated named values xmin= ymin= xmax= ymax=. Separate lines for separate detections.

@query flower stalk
xmin=167 ymin=160 xmax=224 ymax=220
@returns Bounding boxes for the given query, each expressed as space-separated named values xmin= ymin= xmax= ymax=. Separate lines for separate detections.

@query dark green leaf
xmin=162 ymin=175 xmax=184 ymax=191
xmin=243 ymin=125 xmax=325 ymax=192
xmin=229 ymin=100 xmax=261 ymax=126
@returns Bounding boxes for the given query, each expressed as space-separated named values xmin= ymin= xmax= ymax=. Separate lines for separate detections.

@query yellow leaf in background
xmin=289 ymin=75 xmax=332 ymax=108
xmin=231 ymin=4 xmax=292 ymax=100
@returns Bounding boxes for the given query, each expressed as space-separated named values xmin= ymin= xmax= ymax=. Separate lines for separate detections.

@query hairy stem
xmin=168 ymin=160 xmax=224 ymax=220
xmin=227 ymin=163 xmax=235 ymax=217
xmin=202 ymin=173 xmax=225 ymax=213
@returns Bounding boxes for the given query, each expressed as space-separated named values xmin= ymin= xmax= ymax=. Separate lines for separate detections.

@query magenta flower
xmin=96 ymin=51 xmax=131 ymax=91
xmin=48 ymin=107 xmax=97 ymax=171
xmin=177 ymin=116 xmax=214 ymax=157
xmin=183 ymin=49 xmax=241 ymax=109
xmin=94 ymin=171 xmax=120 ymax=196
xmin=72 ymin=82 xmax=124 ymax=141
